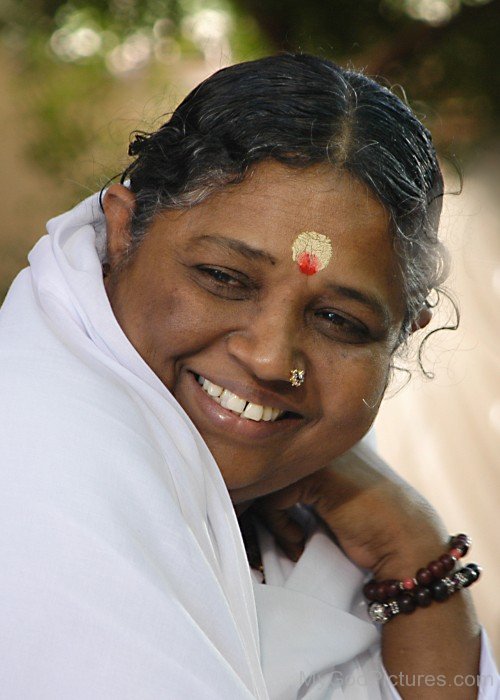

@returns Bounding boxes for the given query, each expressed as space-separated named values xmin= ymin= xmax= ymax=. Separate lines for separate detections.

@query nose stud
xmin=289 ymin=368 xmax=305 ymax=387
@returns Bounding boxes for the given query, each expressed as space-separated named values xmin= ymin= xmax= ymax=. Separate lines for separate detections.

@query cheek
xmin=137 ymin=281 xmax=244 ymax=391
xmin=317 ymin=345 xmax=391 ymax=429
xmin=142 ymin=292 xmax=214 ymax=379
xmin=107 ymin=269 xmax=221 ymax=385
xmin=246 ymin=349 xmax=393 ymax=497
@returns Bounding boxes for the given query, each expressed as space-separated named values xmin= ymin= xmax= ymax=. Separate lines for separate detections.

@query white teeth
xmin=197 ymin=375 xmax=286 ymax=422
xmin=226 ymin=393 xmax=247 ymax=414
xmin=242 ymin=402 xmax=264 ymax=421
xmin=219 ymin=389 xmax=232 ymax=408
xmin=262 ymin=406 xmax=273 ymax=421
xmin=203 ymin=378 xmax=223 ymax=397
xmin=221 ymin=389 xmax=247 ymax=414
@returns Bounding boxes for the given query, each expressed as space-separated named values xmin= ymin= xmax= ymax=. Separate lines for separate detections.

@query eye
xmin=199 ymin=266 xmax=241 ymax=286
xmin=194 ymin=265 xmax=255 ymax=300
xmin=315 ymin=310 xmax=370 ymax=343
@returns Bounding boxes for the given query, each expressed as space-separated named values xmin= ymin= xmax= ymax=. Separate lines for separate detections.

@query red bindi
xmin=291 ymin=231 xmax=333 ymax=275
xmin=297 ymin=252 xmax=320 ymax=275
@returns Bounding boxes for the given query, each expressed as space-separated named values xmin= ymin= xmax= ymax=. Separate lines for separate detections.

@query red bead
xmin=439 ymin=553 xmax=455 ymax=572
xmin=449 ymin=548 xmax=463 ymax=560
xmin=402 ymin=577 xmax=415 ymax=590
xmin=416 ymin=567 xmax=433 ymax=586
xmin=428 ymin=560 xmax=445 ymax=579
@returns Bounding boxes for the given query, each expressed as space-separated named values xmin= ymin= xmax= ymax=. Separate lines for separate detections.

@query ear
xmin=410 ymin=305 xmax=432 ymax=333
xmin=102 ymin=184 xmax=137 ymax=270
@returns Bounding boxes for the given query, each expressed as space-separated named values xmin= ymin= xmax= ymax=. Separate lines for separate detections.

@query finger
xmin=255 ymin=504 xmax=305 ymax=541
xmin=277 ymin=538 xmax=305 ymax=562
xmin=254 ymin=504 xmax=306 ymax=560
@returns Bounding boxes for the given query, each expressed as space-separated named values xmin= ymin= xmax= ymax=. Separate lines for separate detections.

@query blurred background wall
xmin=1 ymin=0 xmax=499 ymax=659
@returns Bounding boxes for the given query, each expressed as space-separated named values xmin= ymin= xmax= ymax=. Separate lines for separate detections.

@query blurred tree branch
xmin=234 ymin=0 xmax=499 ymax=148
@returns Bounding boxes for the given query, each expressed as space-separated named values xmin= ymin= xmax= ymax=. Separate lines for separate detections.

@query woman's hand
xmin=252 ymin=441 xmax=449 ymax=578
xmin=250 ymin=442 xmax=482 ymax=700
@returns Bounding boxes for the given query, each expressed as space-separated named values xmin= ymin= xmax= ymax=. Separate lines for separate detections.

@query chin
xmin=211 ymin=450 xmax=274 ymax=494
xmin=219 ymin=451 xmax=324 ymax=504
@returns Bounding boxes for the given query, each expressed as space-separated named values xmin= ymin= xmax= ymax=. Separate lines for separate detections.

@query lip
xmin=184 ymin=371 xmax=305 ymax=441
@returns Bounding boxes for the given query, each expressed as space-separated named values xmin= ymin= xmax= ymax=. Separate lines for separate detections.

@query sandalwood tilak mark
xmin=291 ymin=231 xmax=333 ymax=275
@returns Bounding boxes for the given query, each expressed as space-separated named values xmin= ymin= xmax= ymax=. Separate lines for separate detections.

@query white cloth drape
xmin=0 ymin=193 xmax=497 ymax=698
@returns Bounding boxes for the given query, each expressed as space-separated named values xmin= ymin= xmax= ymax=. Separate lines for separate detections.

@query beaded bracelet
xmin=363 ymin=533 xmax=471 ymax=604
xmin=367 ymin=563 xmax=481 ymax=624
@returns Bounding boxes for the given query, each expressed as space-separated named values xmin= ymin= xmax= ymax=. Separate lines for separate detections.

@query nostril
xmin=225 ymin=331 xmax=298 ymax=384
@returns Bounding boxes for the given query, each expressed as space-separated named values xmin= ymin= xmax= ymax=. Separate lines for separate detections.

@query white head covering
xmin=0 ymin=193 xmax=399 ymax=699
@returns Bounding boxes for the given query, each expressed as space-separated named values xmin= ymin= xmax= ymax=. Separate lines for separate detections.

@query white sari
xmin=0 ymin=194 xmax=496 ymax=698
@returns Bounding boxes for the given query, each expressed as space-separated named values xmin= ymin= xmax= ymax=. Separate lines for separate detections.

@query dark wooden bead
xmin=438 ymin=553 xmax=455 ymax=572
xmin=375 ymin=582 xmax=389 ymax=602
xmin=386 ymin=580 xmax=400 ymax=599
xmin=460 ymin=568 xmax=476 ymax=587
xmin=431 ymin=580 xmax=450 ymax=601
xmin=416 ymin=567 xmax=433 ymax=586
xmin=463 ymin=563 xmax=481 ymax=584
xmin=428 ymin=560 xmax=446 ymax=579
xmin=398 ymin=593 xmax=416 ymax=614
xmin=363 ymin=581 xmax=377 ymax=601
xmin=415 ymin=586 xmax=432 ymax=607
xmin=466 ymin=563 xmax=481 ymax=579
xmin=455 ymin=542 xmax=469 ymax=556
xmin=450 ymin=535 xmax=470 ymax=556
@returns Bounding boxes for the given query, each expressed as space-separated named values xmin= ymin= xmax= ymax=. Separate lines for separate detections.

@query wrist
xmin=373 ymin=533 xmax=449 ymax=581
xmin=365 ymin=534 xmax=479 ymax=625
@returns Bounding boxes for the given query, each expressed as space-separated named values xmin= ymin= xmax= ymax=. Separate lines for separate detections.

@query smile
xmin=196 ymin=375 xmax=291 ymax=422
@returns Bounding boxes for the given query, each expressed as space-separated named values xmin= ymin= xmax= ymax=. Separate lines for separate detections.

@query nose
xmin=225 ymin=299 xmax=304 ymax=384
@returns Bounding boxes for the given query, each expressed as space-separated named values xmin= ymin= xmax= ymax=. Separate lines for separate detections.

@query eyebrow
xmin=324 ymin=283 xmax=390 ymax=324
xmin=191 ymin=234 xmax=277 ymax=265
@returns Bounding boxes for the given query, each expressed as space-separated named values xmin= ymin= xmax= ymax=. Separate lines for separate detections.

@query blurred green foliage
xmin=1 ymin=0 xmax=266 ymax=183
xmin=0 ymin=0 xmax=498 ymax=184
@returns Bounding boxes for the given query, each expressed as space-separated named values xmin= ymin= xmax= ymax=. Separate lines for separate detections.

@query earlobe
xmin=102 ymin=184 xmax=137 ymax=269
xmin=410 ymin=305 xmax=432 ymax=333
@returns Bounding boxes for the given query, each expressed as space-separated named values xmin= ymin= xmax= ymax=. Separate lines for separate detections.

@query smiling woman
xmin=104 ymin=163 xmax=402 ymax=501
xmin=0 ymin=54 xmax=498 ymax=699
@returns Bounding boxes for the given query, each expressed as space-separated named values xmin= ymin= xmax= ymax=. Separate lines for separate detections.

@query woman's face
xmin=104 ymin=162 xmax=406 ymax=503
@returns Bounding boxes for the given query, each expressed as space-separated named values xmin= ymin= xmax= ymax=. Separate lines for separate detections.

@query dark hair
xmin=119 ymin=53 xmax=449 ymax=344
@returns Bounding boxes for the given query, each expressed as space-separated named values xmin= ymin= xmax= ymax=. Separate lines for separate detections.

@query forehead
xmin=169 ymin=161 xmax=391 ymax=259
xmin=193 ymin=161 xmax=390 ymax=237
xmin=165 ymin=161 xmax=397 ymax=286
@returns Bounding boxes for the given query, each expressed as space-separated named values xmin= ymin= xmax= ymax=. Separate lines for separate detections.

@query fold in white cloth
xmin=0 ymin=194 xmax=497 ymax=698
xmin=254 ymin=518 xmax=498 ymax=699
